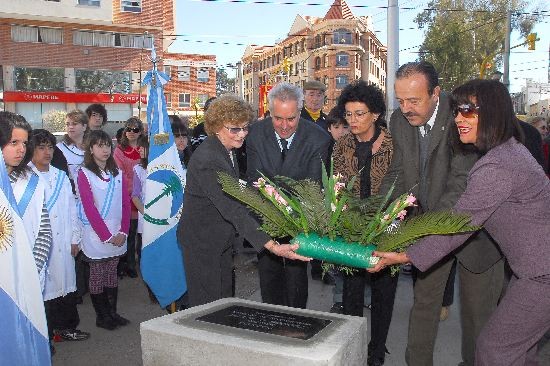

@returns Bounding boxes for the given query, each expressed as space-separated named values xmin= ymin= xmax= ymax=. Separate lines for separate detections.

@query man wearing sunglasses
xmin=379 ymin=61 xmax=503 ymax=366
xmin=246 ymin=82 xmax=331 ymax=309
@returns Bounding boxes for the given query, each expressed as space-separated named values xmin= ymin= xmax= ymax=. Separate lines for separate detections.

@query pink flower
xmin=397 ymin=210 xmax=407 ymax=220
xmin=334 ymin=182 xmax=346 ymax=193
xmin=264 ymin=185 xmax=276 ymax=197
xmin=405 ymin=194 xmax=416 ymax=206
xmin=253 ymin=177 xmax=266 ymax=188
xmin=275 ymin=193 xmax=287 ymax=206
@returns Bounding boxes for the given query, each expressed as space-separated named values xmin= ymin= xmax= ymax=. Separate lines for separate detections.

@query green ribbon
xmin=293 ymin=233 xmax=378 ymax=268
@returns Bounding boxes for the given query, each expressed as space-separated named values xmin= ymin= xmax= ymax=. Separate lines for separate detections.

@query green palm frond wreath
xmin=375 ymin=211 xmax=480 ymax=252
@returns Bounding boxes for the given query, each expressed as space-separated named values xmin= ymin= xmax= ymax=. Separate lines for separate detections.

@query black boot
xmin=90 ymin=293 xmax=117 ymax=330
xmin=104 ymin=287 xmax=130 ymax=326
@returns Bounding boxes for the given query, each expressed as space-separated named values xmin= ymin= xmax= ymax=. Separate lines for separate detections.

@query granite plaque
xmin=196 ymin=305 xmax=331 ymax=340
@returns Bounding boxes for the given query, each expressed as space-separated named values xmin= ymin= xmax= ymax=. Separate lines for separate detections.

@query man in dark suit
xmin=300 ymin=80 xmax=329 ymax=131
xmin=379 ymin=62 xmax=503 ymax=366
xmin=247 ymin=82 xmax=332 ymax=309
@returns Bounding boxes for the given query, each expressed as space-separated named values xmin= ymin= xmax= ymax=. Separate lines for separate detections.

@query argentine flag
xmin=0 ymin=150 xmax=51 ymax=365
xmin=140 ymin=47 xmax=187 ymax=308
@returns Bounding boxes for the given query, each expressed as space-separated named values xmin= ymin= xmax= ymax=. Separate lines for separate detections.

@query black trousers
xmin=257 ymin=250 xmax=308 ymax=309
xmin=75 ymin=252 xmax=89 ymax=297
xmin=343 ymin=268 xmax=399 ymax=360
xmin=44 ymin=292 xmax=80 ymax=339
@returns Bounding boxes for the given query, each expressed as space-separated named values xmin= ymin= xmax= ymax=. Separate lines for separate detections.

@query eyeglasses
xmin=344 ymin=110 xmax=370 ymax=120
xmin=223 ymin=125 xmax=249 ymax=134
xmin=453 ymin=104 xmax=479 ymax=118
xmin=126 ymin=127 xmax=141 ymax=133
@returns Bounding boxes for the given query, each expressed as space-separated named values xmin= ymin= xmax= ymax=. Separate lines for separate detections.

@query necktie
xmin=423 ymin=123 xmax=431 ymax=136
xmin=280 ymin=138 xmax=288 ymax=161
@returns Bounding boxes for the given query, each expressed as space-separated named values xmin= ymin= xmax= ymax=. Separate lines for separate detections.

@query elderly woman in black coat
xmin=177 ymin=95 xmax=308 ymax=307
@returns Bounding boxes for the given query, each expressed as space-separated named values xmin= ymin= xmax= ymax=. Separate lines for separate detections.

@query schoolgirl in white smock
xmin=31 ymin=163 xmax=81 ymax=301
xmin=78 ymin=167 xmax=127 ymax=260
xmin=11 ymin=168 xmax=49 ymax=287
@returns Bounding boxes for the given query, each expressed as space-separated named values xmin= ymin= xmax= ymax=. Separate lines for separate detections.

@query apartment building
xmin=0 ymin=0 xmax=215 ymax=127
xmin=240 ymin=0 xmax=387 ymax=116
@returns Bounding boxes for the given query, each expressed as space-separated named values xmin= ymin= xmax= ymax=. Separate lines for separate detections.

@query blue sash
xmin=46 ymin=171 xmax=66 ymax=212
xmin=78 ymin=172 xmax=115 ymax=225
xmin=16 ymin=173 xmax=39 ymax=217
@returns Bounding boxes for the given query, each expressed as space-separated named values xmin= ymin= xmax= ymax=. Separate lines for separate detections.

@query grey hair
xmin=267 ymin=82 xmax=304 ymax=112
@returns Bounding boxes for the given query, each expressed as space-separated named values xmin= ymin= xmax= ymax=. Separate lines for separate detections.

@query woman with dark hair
xmin=0 ymin=112 xmax=51 ymax=287
xmin=169 ymin=114 xmax=192 ymax=168
xmin=177 ymin=94 xmax=308 ymax=307
xmin=331 ymin=80 xmax=394 ymax=366
xmin=370 ymin=79 xmax=550 ymax=365
xmin=113 ymin=117 xmax=144 ymax=278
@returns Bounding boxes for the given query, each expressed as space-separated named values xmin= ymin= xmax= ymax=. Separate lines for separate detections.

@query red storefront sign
xmin=3 ymin=91 xmax=147 ymax=104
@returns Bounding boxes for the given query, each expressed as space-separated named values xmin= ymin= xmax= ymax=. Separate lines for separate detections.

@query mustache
xmin=403 ymin=112 xmax=418 ymax=118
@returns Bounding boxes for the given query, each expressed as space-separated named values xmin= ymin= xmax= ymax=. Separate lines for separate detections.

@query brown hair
xmin=83 ymin=130 xmax=119 ymax=178
xmin=204 ymin=94 xmax=254 ymax=136
xmin=63 ymin=109 xmax=89 ymax=145
xmin=118 ymin=116 xmax=144 ymax=149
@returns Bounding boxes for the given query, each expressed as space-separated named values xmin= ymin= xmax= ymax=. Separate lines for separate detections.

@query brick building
xmin=240 ymin=0 xmax=387 ymax=116
xmin=0 ymin=0 xmax=215 ymax=127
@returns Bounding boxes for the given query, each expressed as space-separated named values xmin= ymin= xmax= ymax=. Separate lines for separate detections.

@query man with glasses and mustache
xmin=379 ymin=61 xmax=503 ymax=366
xmin=246 ymin=82 xmax=331 ymax=309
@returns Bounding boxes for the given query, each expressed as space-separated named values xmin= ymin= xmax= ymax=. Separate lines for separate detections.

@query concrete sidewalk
xmin=52 ymin=252 xmax=550 ymax=365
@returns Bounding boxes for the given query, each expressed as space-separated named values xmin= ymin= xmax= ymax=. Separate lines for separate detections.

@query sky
xmin=171 ymin=0 xmax=550 ymax=93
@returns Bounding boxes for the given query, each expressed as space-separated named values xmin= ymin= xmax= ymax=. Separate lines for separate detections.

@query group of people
xmin=177 ymin=61 xmax=549 ymax=366
xmin=2 ymin=59 xmax=549 ymax=365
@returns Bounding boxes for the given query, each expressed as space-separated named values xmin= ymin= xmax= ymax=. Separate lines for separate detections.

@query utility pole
xmin=503 ymin=10 xmax=512 ymax=90
xmin=386 ymin=0 xmax=400 ymax=122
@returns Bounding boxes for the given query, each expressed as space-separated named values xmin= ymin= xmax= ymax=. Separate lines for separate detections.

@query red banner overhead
xmin=3 ymin=91 xmax=147 ymax=104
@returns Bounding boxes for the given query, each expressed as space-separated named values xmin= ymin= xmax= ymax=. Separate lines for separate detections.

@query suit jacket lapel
xmin=281 ymin=119 xmax=305 ymax=171
xmin=263 ymin=120 xmax=284 ymax=172
xmin=213 ymin=137 xmax=238 ymax=178
xmin=426 ymin=95 xmax=451 ymax=161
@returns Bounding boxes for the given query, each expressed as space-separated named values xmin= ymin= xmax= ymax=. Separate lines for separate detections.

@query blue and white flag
xmin=140 ymin=47 xmax=187 ymax=308
xmin=0 ymin=151 xmax=51 ymax=365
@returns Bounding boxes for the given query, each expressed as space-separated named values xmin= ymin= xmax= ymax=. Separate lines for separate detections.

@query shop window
xmin=75 ymin=69 xmax=131 ymax=94
xmin=14 ymin=67 xmax=64 ymax=92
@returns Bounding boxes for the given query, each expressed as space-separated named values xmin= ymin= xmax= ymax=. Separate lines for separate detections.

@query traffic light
xmin=282 ymin=58 xmax=291 ymax=73
xmin=527 ymin=33 xmax=537 ymax=50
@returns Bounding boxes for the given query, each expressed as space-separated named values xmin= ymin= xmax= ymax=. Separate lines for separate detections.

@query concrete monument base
xmin=141 ymin=298 xmax=368 ymax=366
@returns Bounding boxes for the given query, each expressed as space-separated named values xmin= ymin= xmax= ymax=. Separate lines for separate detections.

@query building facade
xmin=0 ymin=0 xmax=215 ymax=128
xmin=239 ymin=0 xmax=387 ymax=116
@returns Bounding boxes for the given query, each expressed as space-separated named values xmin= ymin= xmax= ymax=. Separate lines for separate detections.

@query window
xmin=73 ymin=30 xmax=94 ymax=46
xmin=333 ymin=28 xmax=352 ymax=44
xmin=121 ymin=0 xmax=141 ymax=12
xmin=163 ymin=66 xmax=171 ymax=77
xmin=116 ymin=33 xmax=152 ymax=49
xmin=75 ymin=69 xmax=131 ymax=94
xmin=197 ymin=94 xmax=209 ymax=108
xmin=314 ymin=57 xmax=321 ymax=70
xmin=78 ymin=0 xmax=100 ymax=5
xmin=179 ymin=93 xmax=191 ymax=108
xmin=73 ymin=30 xmax=152 ymax=49
xmin=324 ymin=54 xmax=329 ymax=68
xmin=14 ymin=67 xmax=64 ymax=92
xmin=11 ymin=25 xmax=62 ymax=44
xmin=314 ymin=35 xmax=321 ymax=49
xmin=197 ymin=69 xmax=209 ymax=83
xmin=295 ymin=62 xmax=299 ymax=76
xmin=165 ymin=93 xmax=172 ymax=108
xmin=177 ymin=66 xmax=190 ymax=81
xmin=336 ymin=74 xmax=349 ymax=89
xmin=336 ymin=52 xmax=349 ymax=67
